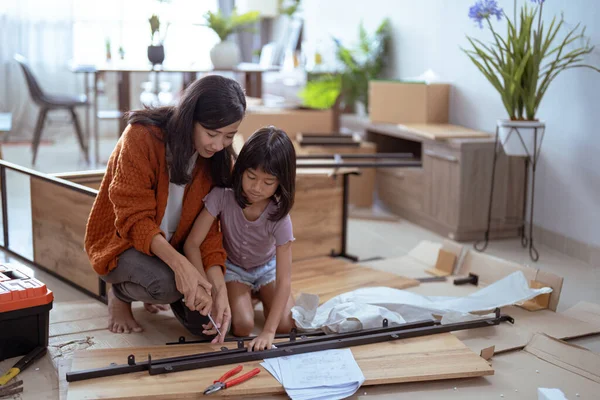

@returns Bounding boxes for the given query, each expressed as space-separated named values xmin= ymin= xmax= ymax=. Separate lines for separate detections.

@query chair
xmin=14 ymin=54 xmax=89 ymax=165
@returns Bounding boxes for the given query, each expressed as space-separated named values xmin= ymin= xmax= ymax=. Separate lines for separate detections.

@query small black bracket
xmin=178 ymin=336 xmax=186 ymax=344
xmin=454 ymin=273 xmax=479 ymax=286
xmin=127 ymin=355 xmax=135 ymax=366
xmin=290 ymin=328 xmax=297 ymax=342
xmin=382 ymin=318 xmax=389 ymax=328
xmin=237 ymin=340 xmax=244 ymax=349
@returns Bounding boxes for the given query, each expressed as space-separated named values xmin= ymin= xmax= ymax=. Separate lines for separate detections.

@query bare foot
xmin=251 ymin=297 xmax=260 ymax=308
xmin=107 ymin=289 xmax=143 ymax=334
xmin=144 ymin=303 xmax=170 ymax=313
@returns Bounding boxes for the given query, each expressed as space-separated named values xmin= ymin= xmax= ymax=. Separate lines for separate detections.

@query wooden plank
xmin=291 ymin=257 xmax=418 ymax=303
xmin=31 ymin=177 xmax=99 ymax=295
xmin=291 ymin=174 xmax=342 ymax=260
xmin=398 ymin=124 xmax=491 ymax=140
xmin=66 ymin=333 xmax=493 ymax=400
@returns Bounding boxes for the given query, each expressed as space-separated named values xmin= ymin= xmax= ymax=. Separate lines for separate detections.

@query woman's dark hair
xmin=232 ymin=126 xmax=296 ymax=221
xmin=126 ymin=75 xmax=246 ymax=185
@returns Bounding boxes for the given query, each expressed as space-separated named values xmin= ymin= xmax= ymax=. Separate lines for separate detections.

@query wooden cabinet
xmin=364 ymin=122 xmax=525 ymax=241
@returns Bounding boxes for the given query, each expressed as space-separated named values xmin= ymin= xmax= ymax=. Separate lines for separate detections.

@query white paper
xmin=261 ymin=349 xmax=365 ymax=400
xmin=538 ymin=388 xmax=568 ymax=400
xmin=292 ymin=271 xmax=552 ymax=332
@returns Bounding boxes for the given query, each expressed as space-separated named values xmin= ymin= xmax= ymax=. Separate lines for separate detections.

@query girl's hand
xmin=202 ymin=286 xmax=231 ymax=343
xmin=172 ymin=257 xmax=212 ymax=311
xmin=248 ymin=330 xmax=275 ymax=352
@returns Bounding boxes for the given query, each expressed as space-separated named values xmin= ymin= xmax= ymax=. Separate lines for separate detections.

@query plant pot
xmin=147 ymin=45 xmax=165 ymax=66
xmin=210 ymin=40 xmax=240 ymax=69
xmin=497 ymin=119 xmax=545 ymax=157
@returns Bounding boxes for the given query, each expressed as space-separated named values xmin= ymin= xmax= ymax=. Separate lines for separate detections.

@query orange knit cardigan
xmin=84 ymin=124 xmax=227 ymax=276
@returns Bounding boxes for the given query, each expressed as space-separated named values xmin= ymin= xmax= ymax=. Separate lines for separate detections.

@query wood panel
xmin=291 ymin=257 xmax=418 ymax=303
xmin=31 ymin=177 xmax=99 ymax=295
xmin=423 ymin=145 xmax=460 ymax=228
xmin=459 ymin=144 xmax=525 ymax=233
xmin=292 ymin=172 xmax=343 ymax=260
xmin=377 ymin=167 xmax=424 ymax=214
xmin=399 ymin=124 xmax=490 ymax=140
xmin=66 ymin=333 xmax=493 ymax=400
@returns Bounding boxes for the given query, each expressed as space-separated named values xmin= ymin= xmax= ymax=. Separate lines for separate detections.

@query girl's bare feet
xmin=143 ymin=303 xmax=171 ymax=313
xmin=107 ymin=289 xmax=143 ymax=334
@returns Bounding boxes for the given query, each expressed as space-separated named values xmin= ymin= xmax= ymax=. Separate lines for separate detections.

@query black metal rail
xmin=297 ymin=153 xmax=415 ymax=160
xmin=66 ymin=311 xmax=513 ymax=382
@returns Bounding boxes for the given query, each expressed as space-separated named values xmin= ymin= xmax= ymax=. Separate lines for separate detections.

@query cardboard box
xmin=238 ymin=106 xmax=335 ymax=140
xmin=369 ymin=81 xmax=450 ymax=124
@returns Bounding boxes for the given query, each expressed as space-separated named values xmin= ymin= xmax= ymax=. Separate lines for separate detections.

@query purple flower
xmin=469 ymin=0 xmax=504 ymax=28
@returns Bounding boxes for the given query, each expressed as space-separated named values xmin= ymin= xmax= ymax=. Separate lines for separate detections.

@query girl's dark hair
xmin=232 ymin=126 xmax=296 ymax=221
xmin=126 ymin=75 xmax=246 ymax=186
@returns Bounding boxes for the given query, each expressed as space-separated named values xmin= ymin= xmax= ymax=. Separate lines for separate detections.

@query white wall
xmin=302 ymin=0 xmax=600 ymax=247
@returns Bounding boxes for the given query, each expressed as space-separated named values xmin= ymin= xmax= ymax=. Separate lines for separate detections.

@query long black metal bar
xmin=66 ymin=312 xmax=512 ymax=382
xmin=332 ymin=172 xmax=359 ymax=260
xmin=1 ymin=165 xmax=8 ymax=249
xmin=66 ymin=346 xmax=249 ymax=382
xmin=149 ymin=313 xmax=513 ymax=375
xmin=297 ymin=161 xmax=422 ymax=168
xmin=69 ymin=319 xmax=438 ymax=382
xmin=297 ymin=153 xmax=415 ymax=160
xmin=0 ymin=159 xmax=98 ymax=197
xmin=166 ymin=329 xmax=329 ymax=345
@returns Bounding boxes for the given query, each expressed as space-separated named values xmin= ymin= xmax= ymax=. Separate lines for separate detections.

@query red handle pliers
xmin=203 ymin=365 xmax=261 ymax=395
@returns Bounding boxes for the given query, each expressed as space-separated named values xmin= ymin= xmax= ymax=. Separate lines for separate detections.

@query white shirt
xmin=160 ymin=152 xmax=199 ymax=241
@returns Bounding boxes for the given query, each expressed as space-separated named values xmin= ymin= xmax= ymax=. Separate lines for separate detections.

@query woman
xmin=84 ymin=75 xmax=245 ymax=342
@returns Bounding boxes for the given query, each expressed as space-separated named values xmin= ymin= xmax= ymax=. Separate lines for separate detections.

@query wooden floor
xmin=45 ymin=257 xmax=493 ymax=399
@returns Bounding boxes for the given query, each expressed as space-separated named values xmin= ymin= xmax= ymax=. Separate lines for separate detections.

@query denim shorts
xmin=224 ymin=257 xmax=277 ymax=292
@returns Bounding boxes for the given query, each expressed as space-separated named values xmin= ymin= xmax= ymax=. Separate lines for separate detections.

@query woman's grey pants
xmin=102 ymin=247 xmax=210 ymax=337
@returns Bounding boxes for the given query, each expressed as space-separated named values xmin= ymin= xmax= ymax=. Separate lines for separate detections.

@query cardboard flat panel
xmin=238 ymin=107 xmax=334 ymax=140
xmin=66 ymin=333 xmax=492 ymax=399
xmin=353 ymin=334 xmax=600 ymax=399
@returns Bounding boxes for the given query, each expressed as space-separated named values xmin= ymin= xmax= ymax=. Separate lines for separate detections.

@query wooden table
xmin=70 ymin=63 xmax=278 ymax=165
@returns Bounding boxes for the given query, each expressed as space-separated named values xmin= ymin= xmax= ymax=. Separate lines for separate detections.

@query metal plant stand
xmin=474 ymin=122 xmax=545 ymax=262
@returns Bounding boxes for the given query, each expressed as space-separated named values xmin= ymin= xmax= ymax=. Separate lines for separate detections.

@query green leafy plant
xmin=278 ymin=0 xmax=301 ymax=17
xmin=298 ymin=75 xmax=342 ymax=109
xmin=202 ymin=8 xmax=260 ymax=42
xmin=148 ymin=14 xmax=170 ymax=45
xmin=333 ymin=18 xmax=391 ymax=110
xmin=463 ymin=0 xmax=600 ymax=121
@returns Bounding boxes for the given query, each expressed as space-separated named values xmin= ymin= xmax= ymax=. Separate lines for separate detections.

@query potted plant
xmin=202 ymin=8 xmax=260 ymax=69
xmin=464 ymin=0 xmax=599 ymax=156
xmin=332 ymin=19 xmax=391 ymax=114
xmin=148 ymin=14 xmax=169 ymax=66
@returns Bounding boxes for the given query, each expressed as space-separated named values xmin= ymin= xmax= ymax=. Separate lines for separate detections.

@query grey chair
xmin=14 ymin=54 xmax=89 ymax=165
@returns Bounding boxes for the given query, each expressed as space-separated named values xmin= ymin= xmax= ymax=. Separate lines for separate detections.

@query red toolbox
xmin=0 ymin=263 xmax=53 ymax=361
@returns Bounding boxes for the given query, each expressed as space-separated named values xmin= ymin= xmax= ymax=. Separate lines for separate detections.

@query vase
xmin=497 ymin=119 xmax=545 ymax=157
xmin=147 ymin=45 xmax=165 ymax=66
xmin=210 ymin=40 xmax=241 ymax=69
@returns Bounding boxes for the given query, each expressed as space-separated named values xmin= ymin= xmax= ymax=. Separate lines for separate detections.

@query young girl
xmin=184 ymin=126 xmax=296 ymax=351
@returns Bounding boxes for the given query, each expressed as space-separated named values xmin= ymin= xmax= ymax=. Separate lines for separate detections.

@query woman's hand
xmin=202 ymin=286 xmax=231 ymax=343
xmin=248 ymin=330 xmax=275 ymax=352
xmin=171 ymin=257 xmax=212 ymax=311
